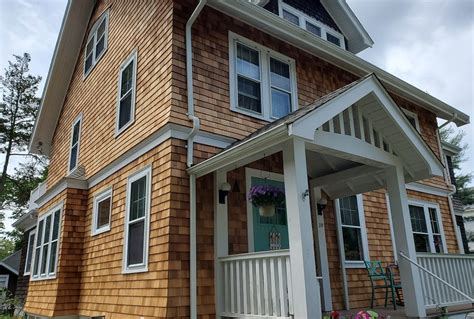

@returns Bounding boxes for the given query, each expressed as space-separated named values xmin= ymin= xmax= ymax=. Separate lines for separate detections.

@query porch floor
xmin=333 ymin=304 xmax=474 ymax=318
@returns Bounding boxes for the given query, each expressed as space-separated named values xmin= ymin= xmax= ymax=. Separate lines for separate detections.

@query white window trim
xmin=0 ymin=275 xmax=9 ymax=289
xmin=30 ymin=202 xmax=63 ymax=281
xmin=122 ymin=165 xmax=151 ymax=274
xmin=278 ymin=1 xmax=346 ymax=50
xmin=335 ymin=194 xmax=370 ymax=268
xmin=402 ymin=108 xmax=421 ymax=133
xmin=91 ymin=187 xmax=113 ymax=236
xmin=115 ymin=49 xmax=138 ymax=136
xmin=23 ymin=229 xmax=36 ymax=276
xmin=229 ymin=32 xmax=298 ymax=122
xmin=68 ymin=113 xmax=83 ymax=175
xmin=408 ymin=199 xmax=448 ymax=254
xmin=83 ymin=10 xmax=110 ymax=78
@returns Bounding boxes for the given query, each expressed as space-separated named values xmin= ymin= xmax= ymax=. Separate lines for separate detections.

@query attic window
xmin=402 ymin=108 xmax=421 ymax=132
xmin=84 ymin=10 xmax=109 ymax=77
xmin=279 ymin=3 xmax=345 ymax=50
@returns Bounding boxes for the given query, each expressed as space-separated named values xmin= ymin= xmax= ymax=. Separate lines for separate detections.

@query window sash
xmin=92 ymin=188 xmax=113 ymax=235
xmin=116 ymin=51 xmax=137 ymax=134
xmin=24 ymin=230 xmax=36 ymax=275
xmin=83 ymin=11 xmax=109 ymax=77
xmin=409 ymin=203 xmax=446 ymax=253
xmin=68 ymin=116 xmax=82 ymax=172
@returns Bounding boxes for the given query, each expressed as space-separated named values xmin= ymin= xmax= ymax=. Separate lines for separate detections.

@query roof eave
xmin=29 ymin=0 xmax=94 ymax=156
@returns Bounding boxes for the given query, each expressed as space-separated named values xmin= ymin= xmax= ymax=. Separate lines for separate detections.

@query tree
xmin=0 ymin=238 xmax=15 ymax=260
xmin=439 ymin=125 xmax=474 ymax=205
xmin=0 ymin=53 xmax=42 ymax=197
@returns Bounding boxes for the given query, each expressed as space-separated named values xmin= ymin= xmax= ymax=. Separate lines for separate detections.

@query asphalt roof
xmin=0 ymin=250 xmax=21 ymax=275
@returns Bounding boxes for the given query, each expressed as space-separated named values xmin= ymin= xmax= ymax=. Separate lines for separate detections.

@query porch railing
xmin=219 ymin=249 xmax=293 ymax=318
xmin=402 ymin=252 xmax=474 ymax=309
xmin=28 ymin=181 xmax=47 ymax=210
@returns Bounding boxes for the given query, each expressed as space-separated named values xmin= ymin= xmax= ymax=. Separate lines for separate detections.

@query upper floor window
xmin=409 ymin=201 xmax=447 ymax=253
xmin=336 ymin=194 xmax=369 ymax=268
xmin=92 ymin=187 xmax=113 ymax=236
xmin=402 ymin=108 xmax=420 ymax=132
xmin=32 ymin=204 xmax=62 ymax=280
xmin=123 ymin=166 xmax=151 ymax=273
xmin=84 ymin=10 xmax=109 ymax=77
xmin=279 ymin=3 xmax=345 ymax=50
xmin=24 ymin=229 xmax=36 ymax=276
xmin=229 ymin=32 xmax=297 ymax=121
xmin=116 ymin=50 xmax=137 ymax=135
xmin=68 ymin=114 xmax=82 ymax=174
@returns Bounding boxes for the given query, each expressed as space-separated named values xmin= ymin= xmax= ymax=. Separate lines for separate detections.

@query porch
xmin=189 ymin=75 xmax=473 ymax=318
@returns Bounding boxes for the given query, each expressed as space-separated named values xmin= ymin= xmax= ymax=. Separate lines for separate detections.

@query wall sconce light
xmin=219 ymin=182 xmax=232 ymax=204
xmin=317 ymin=198 xmax=328 ymax=215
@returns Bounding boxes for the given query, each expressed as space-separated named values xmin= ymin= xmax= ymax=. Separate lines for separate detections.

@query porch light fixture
xmin=317 ymin=198 xmax=328 ymax=215
xmin=219 ymin=182 xmax=232 ymax=204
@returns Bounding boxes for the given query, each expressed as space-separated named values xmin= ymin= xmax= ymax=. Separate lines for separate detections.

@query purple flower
xmin=248 ymin=185 xmax=285 ymax=207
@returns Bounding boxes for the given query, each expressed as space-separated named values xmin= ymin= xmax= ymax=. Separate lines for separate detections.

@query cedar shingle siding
xmin=25 ymin=0 xmax=459 ymax=317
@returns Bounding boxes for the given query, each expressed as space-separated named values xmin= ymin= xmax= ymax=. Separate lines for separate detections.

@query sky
xmin=0 ymin=0 xmax=473 ymax=231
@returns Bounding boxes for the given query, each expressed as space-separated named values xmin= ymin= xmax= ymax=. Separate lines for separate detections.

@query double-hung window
xmin=123 ymin=166 xmax=151 ymax=273
xmin=116 ymin=50 xmax=137 ymax=135
xmin=92 ymin=187 xmax=113 ymax=236
xmin=32 ymin=204 xmax=62 ymax=280
xmin=68 ymin=114 xmax=82 ymax=173
xmin=409 ymin=201 xmax=446 ymax=253
xmin=279 ymin=4 xmax=345 ymax=49
xmin=230 ymin=32 xmax=297 ymax=121
xmin=336 ymin=194 xmax=369 ymax=267
xmin=84 ymin=10 xmax=109 ymax=77
xmin=24 ymin=229 xmax=36 ymax=275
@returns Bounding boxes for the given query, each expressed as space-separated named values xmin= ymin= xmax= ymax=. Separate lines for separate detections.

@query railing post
xmin=214 ymin=170 xmax=229 ymax=318
xmin=283 ymin=138 xmax=321 ymax=319
xmin=386 ymin=165 xmax=427 ymax=318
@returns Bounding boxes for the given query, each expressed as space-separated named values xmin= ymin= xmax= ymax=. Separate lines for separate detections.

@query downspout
xmin=438 ymin=112 xmax=458 ymax=130
xmin=186 ymin=1 xmax=207 ymax=319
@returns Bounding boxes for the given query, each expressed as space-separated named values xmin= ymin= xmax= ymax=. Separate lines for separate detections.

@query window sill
xmin=91 ymin=225 xmax=110 ymax=237
xmin=30 ymin=274 xmax=57 ymax=281
xmin=115 ymin=119 xmax=135 ymax=138
xmin=122 ymin=266 xmax=148 ymax=275
xmin=344 ymin=261 xmax=366 ymax=269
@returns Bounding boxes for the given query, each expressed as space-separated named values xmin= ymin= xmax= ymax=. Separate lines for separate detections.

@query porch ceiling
xmin=188 ymin=74 xmax=444 ymax=196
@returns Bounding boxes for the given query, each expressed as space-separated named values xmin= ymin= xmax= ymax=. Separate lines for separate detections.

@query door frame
xmin=245 ymin=167 xmax=285 ymax=252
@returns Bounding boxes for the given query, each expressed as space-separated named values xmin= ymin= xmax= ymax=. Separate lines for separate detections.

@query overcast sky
xmin=0 ymin=0 xmax=473 ymax=231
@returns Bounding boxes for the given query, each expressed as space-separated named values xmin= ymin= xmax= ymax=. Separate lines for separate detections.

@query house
xmin=20 ymin=0 xmax=473 ymax=318
xmin=464 ymin=205 xmax=474 ymax=253
xmin=0 ymin=250 xmax=21 ymax=299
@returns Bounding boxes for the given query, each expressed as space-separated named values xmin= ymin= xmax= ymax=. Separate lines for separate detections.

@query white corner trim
xmin=406 ymin=182 xmax=450 ymax=197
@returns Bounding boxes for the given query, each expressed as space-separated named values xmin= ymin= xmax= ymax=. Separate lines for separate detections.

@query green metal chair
xmin=364 ymin=260 xmax=399 ymax=310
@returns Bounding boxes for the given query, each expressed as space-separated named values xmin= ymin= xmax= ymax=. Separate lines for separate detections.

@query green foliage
xmin=0 ymin=239 xmax=15 ymax=260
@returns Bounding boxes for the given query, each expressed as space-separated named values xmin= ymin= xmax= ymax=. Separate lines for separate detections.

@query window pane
xmin=52 ymin=210 xmax=60 ymax=240
xmin=72 ymin=122 xmax=80 ymax=144
xmin=118 ymin=92 xmax=132 ymax=129
xmin=48 ymin=241 xmax=57 ymax=274
xmin=86 ymin=38 xmax=94 ymax=56
xmin=270 ymin=58 xmax=290 ymax=91
xmin=236 ymin=43 xmax=260 ymax=80
xmin=44 ymin=215 xmax=52 ymax=243
xmin=33 ymin=248 xmax=41 ymax=276
xmin=97 ymin=197 xmax=111 ymax=229
xmin=95 ymin=36 xmax=105 ymax=58
xmin=429 ymin=208 xmax=440 ymax=234
xmin=342 ymin=227 xmax=363 ymax=261
xmin=306 ymin=22 xmax=321 ymax=37
xmin=69 ymin=145 xmax=78 ymax=170
xmin=407 ymin=116 xmax=417 ymax=130
xmin=409 ymin=205 xmax=428 ymax=233
xmin=326 ymin=33 xmax=341 ymax=46
xmin=37 ymin=220 xmax=44 ymax=247
xmin=85 ymin=55 xmax=93 ymax=74
xmin=237 ymin=76 xmax=261 ymax=113
xmin=41 ymin=244 xmax=49 ymax=275
xmin=433 ymin=235 xmax=443 ymax=253
xmin=121 ymin=61 xmax=134 ymax=97
xmin=127 ymin=220 xmax=145 ymax=265
xmin=97 ymin=19 xmax=106 ymax=38
xmin=413 ymin=233 xmax=430 ymax=252
xmin=282 ymin=9 xmax=299 ymax=25
xmin=271 ymin=89 xmax=291 ymax=118
xmin=340 ymin=196 xmax=360 ymax=226
xmin=130 ymin=176 xmax=147 ymax=221
xmin=25 ymin=233 xmax=35 ymax=273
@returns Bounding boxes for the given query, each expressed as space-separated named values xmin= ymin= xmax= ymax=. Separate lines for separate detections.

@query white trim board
xmin=406 ymin=183 xmax=450 ymax=197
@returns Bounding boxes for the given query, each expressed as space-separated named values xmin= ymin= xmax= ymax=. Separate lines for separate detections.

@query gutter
xmin=438 ymin=112 xmax=458 ymax=130
xmin=185 ymin=1 xmax=207 ymax=319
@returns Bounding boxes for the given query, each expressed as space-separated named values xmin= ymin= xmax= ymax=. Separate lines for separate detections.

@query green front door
xmin=251 ymin=176 xmax=289 ymax=252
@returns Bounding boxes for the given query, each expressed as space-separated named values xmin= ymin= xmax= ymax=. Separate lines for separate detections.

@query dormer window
xmin=83 ymin=10 xmax=109 ymax=77
xmin=279 ymin=3 xmax=345 ymax=50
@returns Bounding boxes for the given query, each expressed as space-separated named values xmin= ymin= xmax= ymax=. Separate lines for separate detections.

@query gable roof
xmin=29 ymin=0 xmax=469 ymax=156
xmin=0 ymin=250 xmax=21 ymax=276
xmin=189 ymin=74 xmax=444 ymax=185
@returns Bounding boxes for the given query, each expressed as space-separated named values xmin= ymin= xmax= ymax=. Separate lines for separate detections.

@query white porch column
xmin=283 ymin=138 xmax=321 ymax=319
xmin=386 ymin=165 xmax=427 ymax=318
xmin=214 ymin=170 xmax=228 ymax=318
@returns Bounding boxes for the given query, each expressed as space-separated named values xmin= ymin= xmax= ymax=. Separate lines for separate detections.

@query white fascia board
xmin=35 ymin=177 xmax=87 ymax=207
xmin=12 ymin=209 xmax=37 ymax=230
xmin=29 ymin=0 xmax=95 ymax=155
xmin=320 ymin=0 xmax=374 ymax=53
xmin=0 ymin=262 xmax=19 ymax=276
xmin=207 ymin=0 xmax=469 ymax=126
xmin=406 ymin=182 xmax=450 ymax=197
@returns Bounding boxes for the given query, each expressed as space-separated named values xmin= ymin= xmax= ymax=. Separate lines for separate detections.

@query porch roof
xmin=188 ymin=74 xmax=444 ymax=187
